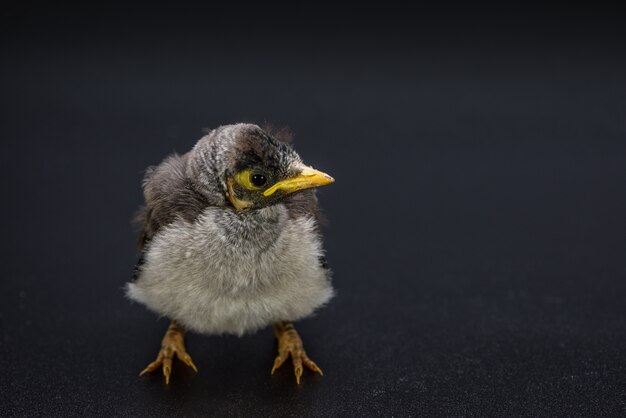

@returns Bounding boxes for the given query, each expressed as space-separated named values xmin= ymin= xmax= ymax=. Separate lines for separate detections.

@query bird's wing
xmin=132 ymin=152 xmax=209 ymax=281
xmin=135 ymin=152 xmax=209 ymax=250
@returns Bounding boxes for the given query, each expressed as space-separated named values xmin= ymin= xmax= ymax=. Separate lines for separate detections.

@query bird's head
xmin=187 ymin=123 xmax=334 ymax=210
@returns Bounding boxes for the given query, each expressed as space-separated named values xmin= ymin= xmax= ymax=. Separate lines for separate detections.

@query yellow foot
xmin=271 ymin=321 xmax=323 ymax=384
xmin=139 ymin=321 xmax=198 ymax=384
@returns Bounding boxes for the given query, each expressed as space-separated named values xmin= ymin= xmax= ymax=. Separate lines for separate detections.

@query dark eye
xmin=250 ymin=173 xmax=267 ymax=187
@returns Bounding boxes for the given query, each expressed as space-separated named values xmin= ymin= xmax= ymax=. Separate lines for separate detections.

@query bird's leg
xmin=271 ymin=321 xmax=323 ymax=384
xmin=139 ymin=320 xmax=197 ymax=384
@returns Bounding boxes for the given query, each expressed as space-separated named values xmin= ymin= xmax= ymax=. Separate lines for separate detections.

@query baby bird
xmin=126 ymin=123 xmax=335 ymax=384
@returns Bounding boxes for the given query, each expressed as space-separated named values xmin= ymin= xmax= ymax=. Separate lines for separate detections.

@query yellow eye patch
xmin=234 ymin=169 xmax=267 ymax=190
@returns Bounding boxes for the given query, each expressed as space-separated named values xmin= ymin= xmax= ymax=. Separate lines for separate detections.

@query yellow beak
xmin=263 ymin=165 xmax=335 ymax=197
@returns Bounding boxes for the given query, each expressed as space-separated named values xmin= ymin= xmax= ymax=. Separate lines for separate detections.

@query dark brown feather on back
xmin=135 ymin=152 xmax=210 ymax=249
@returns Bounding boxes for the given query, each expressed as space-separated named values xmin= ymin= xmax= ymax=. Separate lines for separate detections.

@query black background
xmin=2 ymin=4 xmax=626 ymax=416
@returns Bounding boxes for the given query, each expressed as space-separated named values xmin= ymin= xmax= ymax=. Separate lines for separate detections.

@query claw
xmin=272 ymin=321 xmax=323 ymax=384
xmin=139 ymin=321 xmax=197 ymax=384
xmin=294 ymin=365 xmax=303 ymax=385
xmin=163 ymin=365 xmax=171 ymax=384
xmin=139 ymin=360 xmax=160 ymax=376
xmin=271 ymin=351 xmax=289 ymax=374
xmin=179 ymin=353 xmax=198 ymax=373
xmin=302 ymin=353 xmax=323 ymax=376
xmin=292 ymin=354 xmax=303 ymax=385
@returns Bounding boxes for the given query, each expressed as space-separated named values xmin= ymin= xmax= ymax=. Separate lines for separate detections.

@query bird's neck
xmin=214 ymin=204 xmax=288 ymax=248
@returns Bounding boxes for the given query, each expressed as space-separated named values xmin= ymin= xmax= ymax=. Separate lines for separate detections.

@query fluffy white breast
xmin=126 ymin=205 xmax=333 ymax=336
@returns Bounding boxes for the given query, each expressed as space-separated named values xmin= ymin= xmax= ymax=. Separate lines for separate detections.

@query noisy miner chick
xmin=126 ymin=123 xmax=335 ymax=384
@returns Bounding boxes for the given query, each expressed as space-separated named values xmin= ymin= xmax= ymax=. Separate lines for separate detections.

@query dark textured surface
xmin=2 ymin=5 xmax=626 ymax=417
